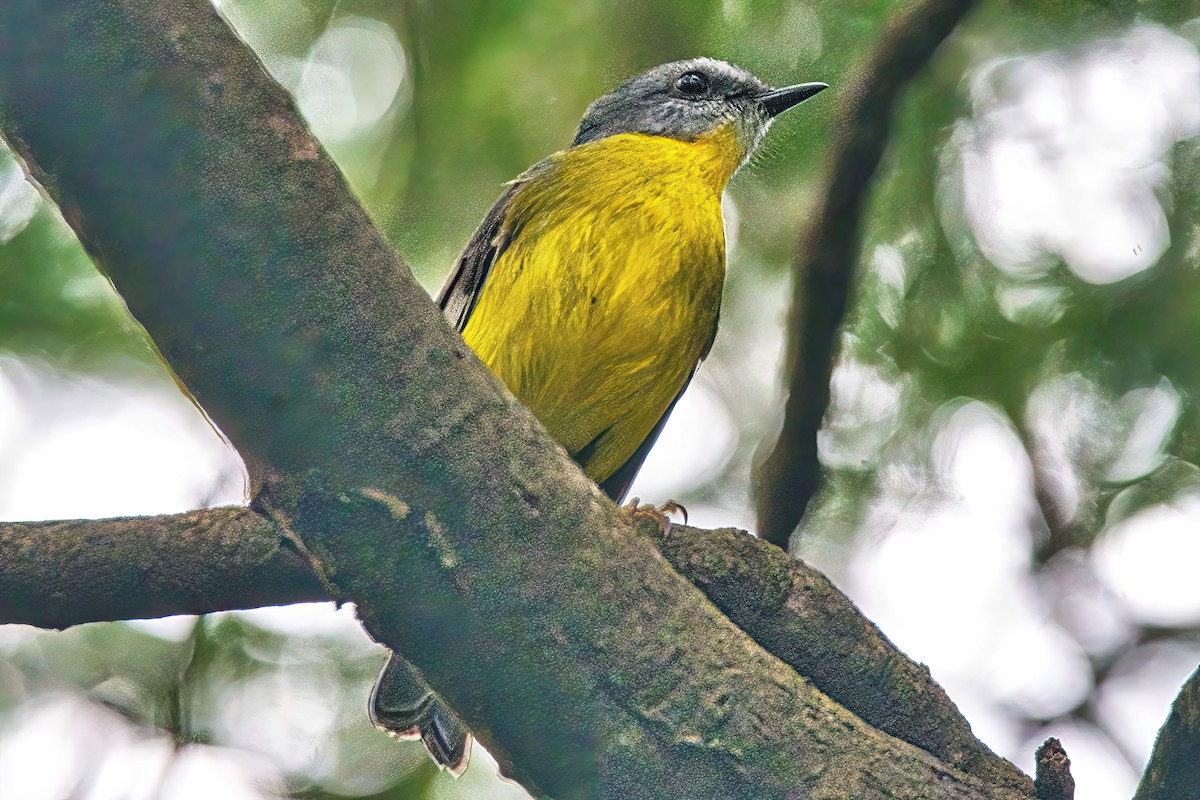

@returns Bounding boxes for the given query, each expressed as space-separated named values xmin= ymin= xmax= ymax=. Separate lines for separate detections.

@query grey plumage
xmin=573 ymin=57 xmax=773 ymax=148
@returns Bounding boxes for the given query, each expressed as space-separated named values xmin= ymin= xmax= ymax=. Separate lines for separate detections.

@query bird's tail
xmin=369 ymin=652 xmax=473 ymax=774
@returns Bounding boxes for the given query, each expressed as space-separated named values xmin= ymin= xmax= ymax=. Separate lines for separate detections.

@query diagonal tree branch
xmin=660 ymin=525 xmax=1024 ymax=788
xmin=1134 ymin=664 xmax=1200 ymax=800
xmin=0 ymin=1 xmax=1032 ymax=797
xmin=754 ymin=0 xmax=980 ymax=549
xmin=0 ymin=509 xmax=1030 ymax=792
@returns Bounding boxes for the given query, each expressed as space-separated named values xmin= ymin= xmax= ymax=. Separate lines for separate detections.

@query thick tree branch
xmin=1134 ymin=665 xmax=1200 ymax=800
xmin=754 ymin=0 xmax=980 ymax=549
xmin=0 ymin=1 xmax=1032 ymax=797
xmin=0 ymin=508 xmax=1030 ymax=793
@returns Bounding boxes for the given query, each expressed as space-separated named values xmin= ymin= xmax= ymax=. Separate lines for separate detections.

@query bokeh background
xmin=3 ymin=0 xmax=1200 ymax=797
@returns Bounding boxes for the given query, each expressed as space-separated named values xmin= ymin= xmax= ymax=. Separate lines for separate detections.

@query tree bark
xmin=0 ymin=509 xmax=327 ymax=629
xmin=0 ymin=509 xmax=1031 ymax=793
xmin=754 ymin=0 xmax=980 ymax=549
xmin=660 ymin=525 xmax=1026 ymax=789
xmin=0 ymin=0 xmax=1033 ymax=797
xmin=1033 ymin=738 xmax=1074 ymax=800
xmin=1134 ymin=665 xmax=1200 ymax=800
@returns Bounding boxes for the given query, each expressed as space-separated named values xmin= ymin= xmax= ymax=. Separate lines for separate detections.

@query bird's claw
xmin=622 ymin=496 xmax=688 ymax=537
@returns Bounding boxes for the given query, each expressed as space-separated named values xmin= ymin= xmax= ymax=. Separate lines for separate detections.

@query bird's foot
xmin=622 ymin=497 xmax=688 ymax=537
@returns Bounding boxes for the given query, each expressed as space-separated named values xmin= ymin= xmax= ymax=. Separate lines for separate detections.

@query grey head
xmin=572 ymin=57 xmax=826 ymax=154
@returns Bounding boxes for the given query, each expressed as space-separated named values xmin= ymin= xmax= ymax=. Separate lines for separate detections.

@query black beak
xmin=755 ymin=82 xmax=828 ymax=117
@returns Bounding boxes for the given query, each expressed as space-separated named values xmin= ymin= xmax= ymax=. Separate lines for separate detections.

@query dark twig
xmin=754 ymin=0 xmax=980 ymax=549
xmin=1033 ymin=738 xmax=1074 ymax=800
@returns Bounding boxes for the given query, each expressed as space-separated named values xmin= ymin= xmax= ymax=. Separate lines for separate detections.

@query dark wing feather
xmin=597 ymin=308 xmax=722 ymax=503
xmin=437 ymin=182 xmax=525 ymax=332
xmin=598 ymin=381 xmax=687 ymax=502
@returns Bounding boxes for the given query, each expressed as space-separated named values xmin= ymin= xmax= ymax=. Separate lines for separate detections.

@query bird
xmin=371 ymin=56 xmax=826 ymax=772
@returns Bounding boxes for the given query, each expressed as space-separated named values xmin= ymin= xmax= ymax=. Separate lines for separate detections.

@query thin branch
xmin=754 ymin=0 xmax=980 ymax=549
xmin=0 ymin=1 xmax=1031 ymax=797
xmin=0 ymin=508 xmax=328 ymax=629
xmin=0 ymin=508 xmax=1031 ymax=793
xmin=1134 ymin=664 xmax=1200 ymax=800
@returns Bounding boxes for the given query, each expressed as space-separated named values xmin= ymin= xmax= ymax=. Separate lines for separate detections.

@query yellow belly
xmin=462 ymin=132 xmax=735 ymax=482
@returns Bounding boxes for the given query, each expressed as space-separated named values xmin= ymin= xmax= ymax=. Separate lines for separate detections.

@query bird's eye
xmin=675 ymin=71 xmax=709 ymax=96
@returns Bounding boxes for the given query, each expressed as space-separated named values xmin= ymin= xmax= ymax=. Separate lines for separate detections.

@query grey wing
xmin=437 ymin=182 xmax=523 ymax=333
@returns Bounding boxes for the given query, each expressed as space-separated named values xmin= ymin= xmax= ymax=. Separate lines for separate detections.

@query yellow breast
xmin=463 ymin=128 xmax=740 ymax=482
